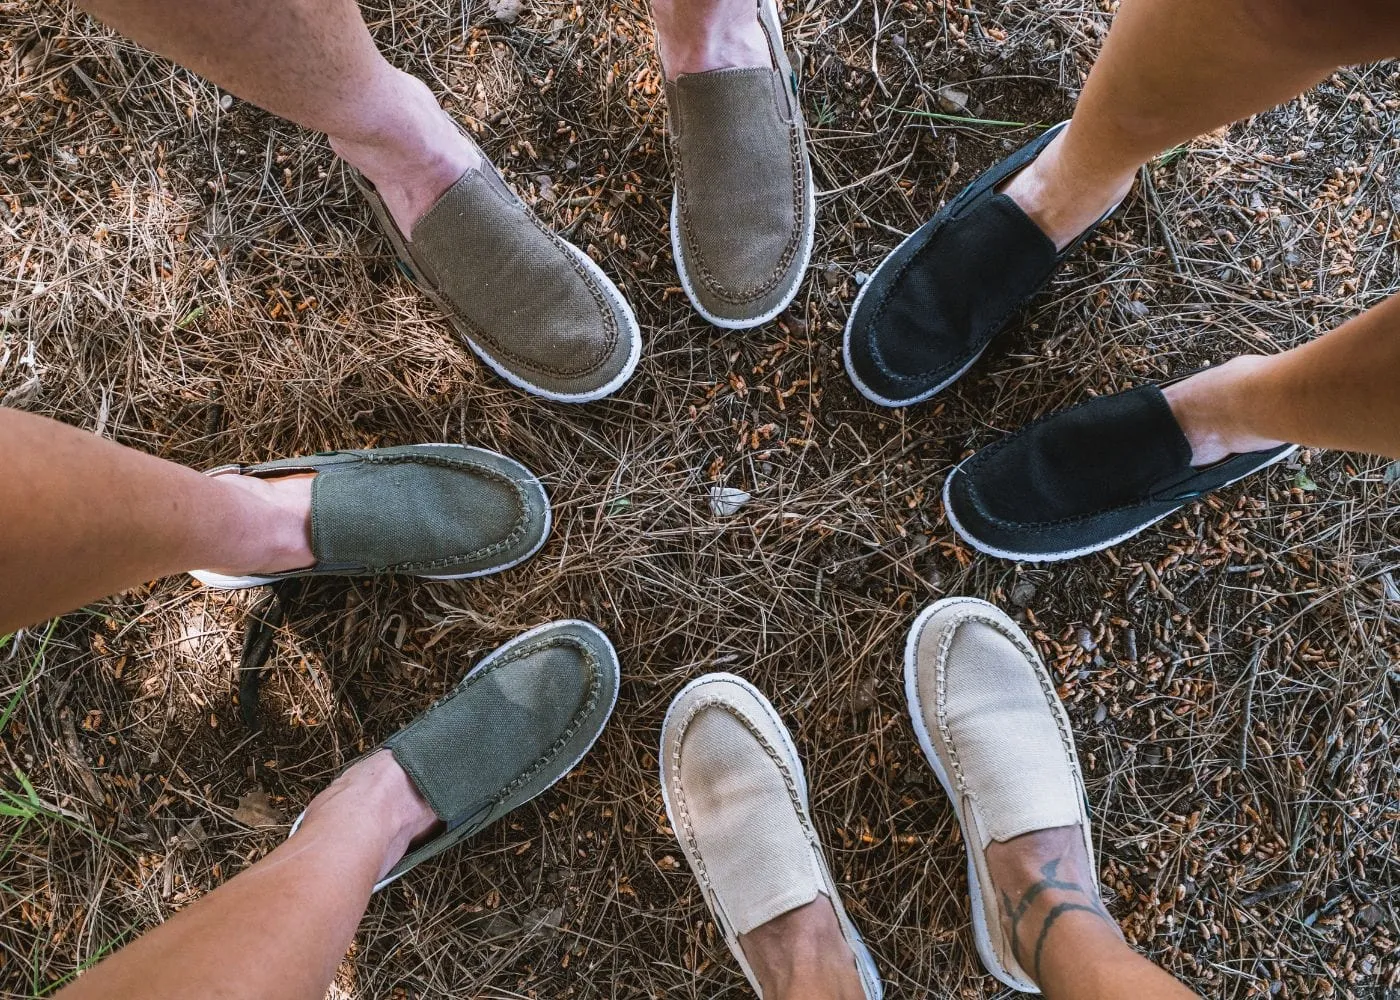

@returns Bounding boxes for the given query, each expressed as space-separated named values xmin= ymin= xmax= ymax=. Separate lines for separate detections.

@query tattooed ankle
xmin=999 ymin=857 xmax=1116 ymax=983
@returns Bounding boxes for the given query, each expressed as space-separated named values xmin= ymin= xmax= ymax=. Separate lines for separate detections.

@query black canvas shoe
xmin=843 ymin=121 xmax=1119 ymax=408
xmin=943 ymin=383 xmax=1296 ymax=562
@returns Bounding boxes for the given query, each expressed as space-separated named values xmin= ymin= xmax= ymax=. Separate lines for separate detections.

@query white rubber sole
xmin=189 ymin=444 xmax=553 ymax=590
xmin=668 ymin=0 xmax=817 ymax=331
xmin=902 ymin=599 xmax=1039 ymax=993
xmin=942 ymin=444 xmax=1298 ymax=563
xmin=660 ymin=672 xmax=884 ymax=999
xmin=842 ymin=121 xmax=1128 ymax=409
xmin=461 ymin=237 xmax=643 ymax=403
xmin=290 ymin=618 xmax=620 ymax=893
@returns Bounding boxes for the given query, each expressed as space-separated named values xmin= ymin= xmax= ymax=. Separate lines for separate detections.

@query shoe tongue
xmin=941 ymin=623 xmax=1081 ymax=844
xmin=980 ymin=385 xmax=1193 ymax=524
xmin=877 ymin=194 xmax=1057 ymax=379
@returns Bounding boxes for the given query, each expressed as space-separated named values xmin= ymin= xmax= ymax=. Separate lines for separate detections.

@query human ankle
xmin=205 ymin=472 xmax=315 ymax=576
xmin=328 ymin=70 xmax=481 ymax=231
xmin=1162 ymin=356 xmax=1288 ymax=466
xmin=741 ymin=899 xmax=865 ymax=1000
xmin=987 ymin=826 xmax=1121 ymax=984
xmin=652 ymin=0 xmax=770 ymax=78
xmin=304 ymin=750 xmax=439 ymax=879
xmin=999 ymin=129 xmax=1135 ymax=251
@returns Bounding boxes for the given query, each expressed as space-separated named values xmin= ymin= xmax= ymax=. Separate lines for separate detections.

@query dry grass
xmin=2 ymin=0 xmax=1399 ymax=997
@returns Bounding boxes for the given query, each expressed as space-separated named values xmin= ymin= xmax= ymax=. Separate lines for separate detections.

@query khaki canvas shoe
xmin=291 ymin=620 xmax=620 ymax=891
xmin=665 ymin=0 xmax=815 ymax=328
xmin=904 ymin=598 xmax=1095 ymax=993
xmin=355 ymin=166 xmax=641 ymax=402
xmin=660 ymin=673 xmax=883 ymax=998
xmin=190 ymin=444 xmax=550 ymax=589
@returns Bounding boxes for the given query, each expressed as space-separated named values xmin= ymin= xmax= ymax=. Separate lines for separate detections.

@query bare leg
xmin=987 ymin=826 xmax=1199 ymax=1000
xmin=0 ymin=408 xmax=314 ymax=635
xmin=1003 ymin=0 xmax=1400 ymax=250
xmin=1163 ymin=296 xmax=1400 ymax=462
xmin=73 ymin=0 xmax=481 ymax=232
xmin=996 ymin=0 xmax=1400 ymax=464
xmin=54 ymin=751 xmax=437 ymax=1000
xmin=651 ymin=0 xmax=769 ymax=79
xmin=738 ymin=898 xmax=867 ymax=1000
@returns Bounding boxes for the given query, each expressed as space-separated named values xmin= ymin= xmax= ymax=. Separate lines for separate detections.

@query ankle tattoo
xmin=999 ymin=857 xmax=1115 ymax=983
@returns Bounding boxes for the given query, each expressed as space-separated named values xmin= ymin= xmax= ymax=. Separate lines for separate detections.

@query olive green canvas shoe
xmin=665 ymin=0 xmax=815 ymax=329
xmin=354 ymin=166 xmax=641 ymax=402
xmin=291 ymin=620 xmax=620 ymax=891
xmin=190 ymin=444 xmax=550 ymax=590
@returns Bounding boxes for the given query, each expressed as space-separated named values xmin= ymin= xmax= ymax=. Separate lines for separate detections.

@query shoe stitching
xmin=393 ymin=634 xmax=604 ymax=818
xmin=928 ymin=609 xmax=1084 ymax=979
xmin=361 ymin=172 xmax=622 ymax=381
xmin=854 ymin=127 xmax=1068 ymax=392
xmin=951 ymin=394 xmax=1282 ymax=532
xmin=269 ymin=449 xmax=536 ymax=575
xmin=667 ymin=693 xmax=821 ymax=930
xmin=672 ymin=82 xmax=806 ymax=305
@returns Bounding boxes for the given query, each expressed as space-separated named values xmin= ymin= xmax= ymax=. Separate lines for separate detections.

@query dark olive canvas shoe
xmin=943 ymin=383 xmax=1295 ymax=562
xmin=844 ymin=121 xmax=1119 ymax=408
xmin=355 ymin=166 xmax=641 ymax=402
xmin=291 ymin=620 xmax=620 ymax=891
xmin=190 ymin=444 xmax=550 ymax=589
xmin=666 ymin=0 xmax=814 ymax=329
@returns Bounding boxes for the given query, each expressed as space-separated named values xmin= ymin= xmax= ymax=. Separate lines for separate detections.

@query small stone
xmin=219 ymin=93 xmax=233 ymax=111
xmin=854 ymin=270 xmax=871 ymax=286
xmin=1093 ymin=703 xmax=1108 ymax=724
xmin=232 ymin=790 xmax=281 ymax=828
xmin=489 ymin=0 xmax=521 ymax=23
xmin=935 ymin=86 xmax=969 ymax=115
xmin=709 ymin=486 xmax=752 ymax=517
xmin=851 ymin=676 xmax=878 ymax=714
xmin=1126 ymin=299 xmax=1150 ymax=318
xmin=1076 ymin=627 xmax=1097 ymax=652
xmin=1009 ymin=579 xmax=1037 ymax=607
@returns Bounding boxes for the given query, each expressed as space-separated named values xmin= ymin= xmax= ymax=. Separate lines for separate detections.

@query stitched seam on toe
xmin=306 ymin=452 xmax=533 ymax=573
xmin=675 ymin=116 xmax=805 ymax=304
xmin=669 ymin=695 xmax=815 ymax=922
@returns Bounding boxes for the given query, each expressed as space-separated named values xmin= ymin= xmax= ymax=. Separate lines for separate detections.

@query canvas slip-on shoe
xmin=660 ymin=673 xmax=883 ymax=999
xmin=291 ymin=620 xmax=619 ymax=891
xmin=844 ymin=121 xmax=1120 ymax=408
xmin=943 ymin=382 xmax=1295 ymax=562
xmin=665 ymin=0 xmax=815 ymax=328
xmin=190 ymin=444 xmax=550 ymax=589
xmin=904 ymin=597 xmax=1094 ymax=993
xmin=355 ymin=165 xmax=641 ymax=402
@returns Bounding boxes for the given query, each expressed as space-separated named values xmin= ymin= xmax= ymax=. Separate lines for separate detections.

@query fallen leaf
xmin=232 ymin=790 xmax=281 ymax=828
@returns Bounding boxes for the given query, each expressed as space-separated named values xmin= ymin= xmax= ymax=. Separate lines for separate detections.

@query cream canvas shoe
xmin=904 ymin=597 xmax=1096 ymax=993
xmin=660 ymin=673 xmax=883 ymax=999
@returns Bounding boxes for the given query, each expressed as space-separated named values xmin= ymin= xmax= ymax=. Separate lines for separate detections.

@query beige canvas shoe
xmin=904 ymin=598 xmax=1095 ymax=994
xmin=354 ymin=165 xmax=641 ymax=402
xmin=665 ymin=0 xmax=815 ymax=328
xmin=661 ymin=673 xmax=882 ymax=998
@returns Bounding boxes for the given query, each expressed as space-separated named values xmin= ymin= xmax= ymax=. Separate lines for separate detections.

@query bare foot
xmin=999 ymin=127 xmax=1135 ymax=251
xmin=985 ymin=825 xmax=1122 ymax=987
xmin=208 ymin=471 xmax=316 ymax=575
xmin=1162 ymin=356 xmax=1289 ymax=466
xmin=652 ymin=0 xmax=771 ymax=79
xmin=328 ymin=69 xmax=483 ymax=233
xmin=300 ymin=750 xmax=440 ymax=883
xmin=738 ymin=897 xmax=867 ymax=1000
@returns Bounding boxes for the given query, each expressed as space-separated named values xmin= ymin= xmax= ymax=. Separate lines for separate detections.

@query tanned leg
xmin=73 ymin=0 xmax=482 ymax=232
xmin=737 ymin=898 xmax=867 ymax=1000
xmin=54 ymin=751 xmax=437 ymax=1000
xmin=995 ymin=0 xmax=1400 ymax=464
xmin=987 ymin=826 xmax=1199 ymax=999
xmin=0 ymin=408 xmax=314 ymax=635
